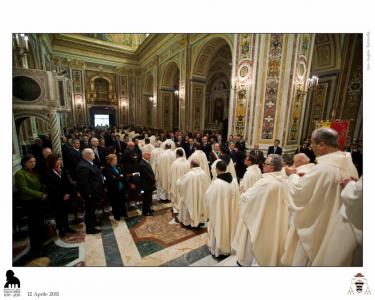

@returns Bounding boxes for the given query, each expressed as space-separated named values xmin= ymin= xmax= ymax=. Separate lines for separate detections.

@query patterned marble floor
xmin=13 ymin=196 xmax=241 ymax=267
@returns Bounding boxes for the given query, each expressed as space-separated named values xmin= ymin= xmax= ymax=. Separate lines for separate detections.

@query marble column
xmin=30 ymin=117 xmax=39 ymax=138
xmin=12 ymin=113 xmax=22 ymax=175
xmin=231 ymin=34 xmax=315 ymax=151
xmin=48 ymin=109 xmax=62 ymax=156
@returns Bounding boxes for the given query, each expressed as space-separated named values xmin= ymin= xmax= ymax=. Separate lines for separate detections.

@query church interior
xmin=12 ymin=33 xmax=363 ymax=267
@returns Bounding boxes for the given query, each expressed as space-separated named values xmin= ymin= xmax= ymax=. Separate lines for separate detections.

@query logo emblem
xmin=348 ymin=273 xmax=371 ymax=295
xmin=3 ymin=270 xmax=21 ymax=297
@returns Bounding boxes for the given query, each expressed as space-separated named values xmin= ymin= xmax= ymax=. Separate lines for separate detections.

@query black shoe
xmin=66 ymin=227 xmax=77 ymax=234
xmin=160 ymin=199 xmax=170 ymax=203
xmin=114 ymin=216 xmax=121 ymax=221
xmin=174 ymin=217 xmax=180 ymax=223
xmin=236 ymin=261 xmax=243 ymax=267
xmin=86 ymin=228 xmax=101 ymax=234
xmin=150 ymin=209 xmax=155 ymax=213
xmin=142 ymin=211 xmax=153 ymax=216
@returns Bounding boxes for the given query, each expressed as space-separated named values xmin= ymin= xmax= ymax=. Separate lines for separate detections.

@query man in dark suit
xmin=138 ymin=151 xmax=156 ymax=216
xmin=235 ymin=134 xmax=246 ymax=152
xmin=267 ymin=139 xmax=282 ymax=156
xmin=249 ymin=143 xmax=265 ymax=164
xmin=349 ymin=143 xmax=362 ymax=177
xmin=114 ymin=134 xmax=126 ymax=155
xmin=201 ymin=136 xmax=212 ymax=161
xmin=295 ymin=140 xmax=315 ymax=163
xmin=76 ymin=148 xmax=105 ymax=234
xmin=184 ymin=138 xmax=195 ymax=158
xmin=90 ymin=137 xmax=106 ymax=168
xmin=65 ymin=139 xmax=82 ymax=180
xmin=228 ymin=142 xmax=245 ymax=179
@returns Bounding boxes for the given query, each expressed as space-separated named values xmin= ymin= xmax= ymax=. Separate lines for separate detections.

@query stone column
xmin=12 ymin=113 xmax=22 ymax=175
xmin=48 ymin=110 xmax=62 ymax=156
xmin=231 ymin=33 xmax=315 ymax=151
xmin=30 ymin=117 xmax=39 ymax=138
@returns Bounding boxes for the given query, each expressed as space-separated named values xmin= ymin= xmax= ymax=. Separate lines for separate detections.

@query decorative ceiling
xmin=77 ymin=34 xmax=149 ymax=51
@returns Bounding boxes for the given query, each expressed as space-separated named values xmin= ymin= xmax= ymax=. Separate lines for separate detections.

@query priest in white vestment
xmin=156 ymin=143 xmax=176 ymax=202
xmin=150 ymin=141 xmax=163 ymax=175
xmin=169 ymin=148 xmax=190 ymax=214
xmin=291 ymin=153 xmax=314 ymax=174
xmin=232 ymin=154 xmax=289 ymax=266
xmin=161 ymin=139 xmax=176 ymax=150
xmin=239 ymin=154 xmax=262 ymax=193
xmin=142 ymin=138 xmax=155 ymax=153
xmin=282 ymin=128 xmax=358 ymax=266
xmin=310 ymin=177 xmax=363 ymax=266
xmin=177 ymin=160 xmax=210 ymax=227
xmin=188 ymin=143 xmax=211 ymax=181
xmin=206 ymin=160 xmax=240 ymax=257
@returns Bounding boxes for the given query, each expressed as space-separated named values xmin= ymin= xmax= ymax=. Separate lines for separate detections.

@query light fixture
xmin=120 ymin=98 xmax=128 ymax=108
xmin=174 ymin=90 xmax=179 ymax=97
xmin=308 ymin=75 xmax=319 ymax=89
xmin=75 ymin=95 xmax=83 ymax=109
xmin=149 ymin=96 xmax=154 ymax=102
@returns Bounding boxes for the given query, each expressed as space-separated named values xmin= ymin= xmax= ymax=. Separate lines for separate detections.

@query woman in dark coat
xmin=44 ymin=154 xmax=76 ymax=238
xmin=102 ymin=154 xmax=128 ymax=220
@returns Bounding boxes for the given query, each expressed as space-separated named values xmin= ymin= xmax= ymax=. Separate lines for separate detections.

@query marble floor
xmin=13 ymin=195 xmax=242 ymax=267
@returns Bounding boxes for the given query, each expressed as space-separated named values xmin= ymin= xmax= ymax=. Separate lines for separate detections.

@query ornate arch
xmin=14 ymin=112 xmax=50 ymax=124
xmin=191 ymin=35 xmax=233 ymax=78
xmin=160 ymin=61 xmax=180 ymax=89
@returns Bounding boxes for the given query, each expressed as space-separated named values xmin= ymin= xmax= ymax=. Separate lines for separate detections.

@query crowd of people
xmin=14 ymin=125 xmax=363 ymax=266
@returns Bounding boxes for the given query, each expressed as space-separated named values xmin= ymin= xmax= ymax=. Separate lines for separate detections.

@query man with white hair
xmin=292 ymin=153 xmax=314 ymax=176
xmin=138 ymin=151 xmax=156 ymax=216
xmin=232 ymin=154 xmax=289 ymax=266
xmin=177 ymin=159 xmax=210 ymax=227
xmin=90 ymin=137 xmax=105 ymax=167
xmin=169 ymin=148 xmax=190 ymax=215
xmin=282 ymin=128 xmax=358 ymax=266
xmin=76 ymin=148 xmax=105 ymax=234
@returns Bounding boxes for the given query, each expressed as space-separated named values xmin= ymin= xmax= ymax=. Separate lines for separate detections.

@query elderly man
xmin=239 ymin=154 xmax=262 ymax=193
xmin=206 ymin=161 xmax=239 ymax=257
xmin=232 ymin=154 xmax=289 ymax=266
xmin=90 ymin=137 xmax=105 ymax=167
xmin=282 ymin=128 xmax=358 ymax=266
xmin=169 ymin=149 xmax=190 ymax=215
xmin=177 ymin=159 xmax=210 ymax=227
xmin=292 ymin=153 xmax=315 ymax=176
xmin=76 ymin=148 xmax=105 ymax=234
xmin=138 ymin=151 xmax=156 ymax=216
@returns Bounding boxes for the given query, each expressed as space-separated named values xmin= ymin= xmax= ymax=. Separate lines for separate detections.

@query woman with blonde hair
xmin=102 ymin=154 xmax=128 ymax=220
